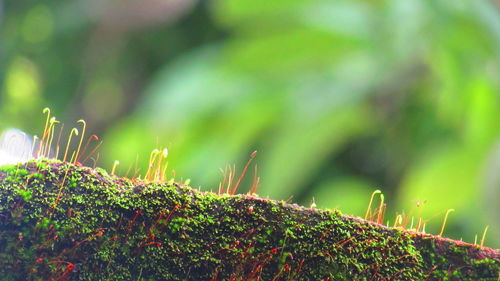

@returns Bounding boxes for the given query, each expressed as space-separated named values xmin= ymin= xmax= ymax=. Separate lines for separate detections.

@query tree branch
xmin=0 ymin=160 xmax=498 ymax=280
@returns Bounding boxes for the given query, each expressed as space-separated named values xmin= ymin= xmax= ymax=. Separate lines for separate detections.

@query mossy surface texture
xmin=0 ymin=160 xmax=498 ymax=280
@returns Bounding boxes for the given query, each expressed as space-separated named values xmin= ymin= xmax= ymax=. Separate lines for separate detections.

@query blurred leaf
xmin=223 ymin=28 xmax=363 ymax=78
xmin=260 ymin=105 xmax=373 ymax=199
xmin=463 ymin=76 xmax=500 ymax=146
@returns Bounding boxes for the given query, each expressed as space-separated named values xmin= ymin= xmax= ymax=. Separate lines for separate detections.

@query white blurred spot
xmin=0 ymin=129 xmax=34 ymax=165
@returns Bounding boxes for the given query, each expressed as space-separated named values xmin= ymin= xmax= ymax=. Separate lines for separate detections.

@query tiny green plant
xmin=44 ymin=117 xmax=59 ymax=157
xmin=29 ymin=108 xmax=101 ymax=167
xmin=480 ymin=225 xmax=490 ymax=248
xmin=143 ymin=148 xmax=169 ymax=182
xmin=230 ymin=150 xmax=257 ymax=195
xmin=218 ymin=151 xmax=258 ymax=195
xmin=362 ymin=190 xmax=493 ymax=248
xmin=439 ymin=209 xmax=454 ymax=237
xmin=74 ymin=120 xmax=86 ymax=164
xmin=111 ymin=160 xmax=120 ymax=176
xmin=63 ymin=128 xmax=78 ymax=163
xmin=393 ymin=214 xmax=403 ymax=228
xmin=80 ymin=135 xmax=101 ymax=165
xmin=37 ymin=107 xmax=51 ymax=158
xmin=364 ymin=189 xmax=381 ymax=220
xmin=376 ymin=193 xmax=385 ymax=224
xmin=248 ymin=164 xmax=260 ymax=195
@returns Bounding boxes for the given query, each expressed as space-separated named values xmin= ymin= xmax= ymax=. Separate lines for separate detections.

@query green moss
xmin=0 ymin=160 xmax=498 ymax=280
xmin=0 ymin=164 xmax=16 ymax=173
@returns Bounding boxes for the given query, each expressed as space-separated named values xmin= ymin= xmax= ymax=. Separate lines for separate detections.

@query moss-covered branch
xmin=0 ymin=160 xmax=498 ymax=280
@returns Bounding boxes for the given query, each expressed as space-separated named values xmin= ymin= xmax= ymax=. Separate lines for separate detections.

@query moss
xmin=0 ymin=160 xmax=497 ymax=280
xmin=0 ymin=164 xmax=16 ymax=174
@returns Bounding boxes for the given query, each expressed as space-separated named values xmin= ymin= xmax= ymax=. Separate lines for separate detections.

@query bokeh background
xmin=1 ymin=0 xmax=499 ymax=247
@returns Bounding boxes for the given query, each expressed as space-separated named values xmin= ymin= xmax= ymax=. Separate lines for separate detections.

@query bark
xmin=0 ymin=160 xmax=498 ymax=281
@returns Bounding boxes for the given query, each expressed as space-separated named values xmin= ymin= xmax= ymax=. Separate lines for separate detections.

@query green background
xmin=1 ymin=0 xmax=499 ymax=247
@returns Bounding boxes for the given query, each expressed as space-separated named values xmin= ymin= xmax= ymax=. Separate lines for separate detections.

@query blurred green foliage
xmin=1 ymin=0 xmax=499 ymax=247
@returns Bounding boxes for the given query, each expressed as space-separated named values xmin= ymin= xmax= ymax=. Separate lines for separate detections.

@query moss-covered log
xmin=0 ymin=160 xmax=498 ymax=280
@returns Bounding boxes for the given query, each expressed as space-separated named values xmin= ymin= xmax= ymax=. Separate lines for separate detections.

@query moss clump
xmin=0 ymin=160 xmax=498 ymax=280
